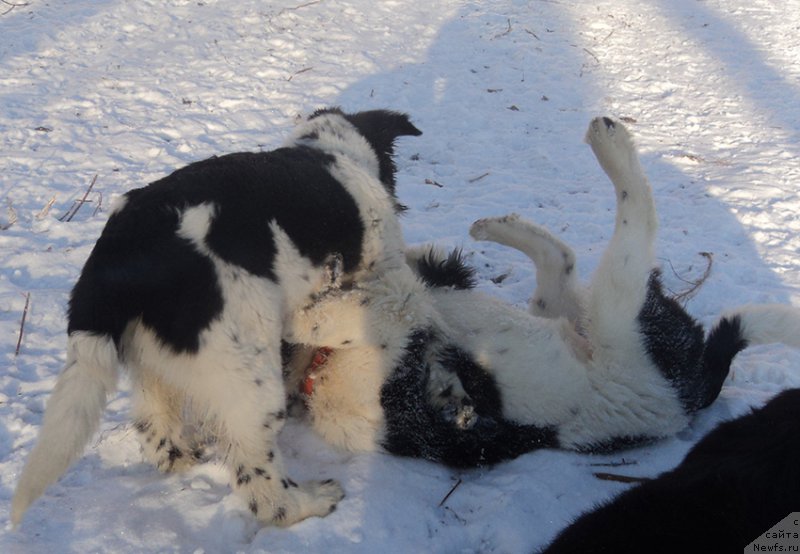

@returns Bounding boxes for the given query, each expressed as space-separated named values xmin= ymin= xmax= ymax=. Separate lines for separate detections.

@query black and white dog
xmin=541 ymin=387 xmax=800 ymax=553
xmin=11 ymin=108 xmax=458 ymax=528
xmin=285 ymin=116 xmax=800 ymax=465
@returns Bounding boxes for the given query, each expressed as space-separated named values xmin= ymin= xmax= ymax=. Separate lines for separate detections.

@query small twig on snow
xmin=59 ymin=174 xmax=98 ymax=222
xmin=582 ymin=47 xmax=600 ymax=64
xmin=439 ymin=477 xmax=463 ymax=507
xmin=1 ymin=0 xmax=29 ymax=16
xmin=15 ymin=292 xmax=31 ymax=357
xmin=587 ymin=458 xmax=638 ymax=468
xmin=36 ymin=195 xmax=57 ymax=220
xmin=593 ymin=472 xmax=650 ymax=484
xmin=468 ymin=172 xmax=490 ymax=183
xmin=667 ymin=252 xmax=713 ymax=303
xmin=524 ymin=28 xmax=540 ymax=40
xmin=424 ymin=178 xmax=444 ymax=188
xmin=287 ymin=67 xmax=313 ymax=82
xmin=277 ymin=0 xmax=322 ymax=17
xmin=0 ymin=199 xmax=17 ymax=230
xmin=93 ymin=192 xmax=104 ymax=217
xmin=493 ymin=18 xmax=512 ymax=39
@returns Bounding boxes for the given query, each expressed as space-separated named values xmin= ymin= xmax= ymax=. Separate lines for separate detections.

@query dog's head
xmin=309 ymin=107 xmax=422 ymax=202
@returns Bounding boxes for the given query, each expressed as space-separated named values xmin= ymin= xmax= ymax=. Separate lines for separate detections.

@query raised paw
xmin=584 ymin=116 xmax=640 ymax=185
xmin=469 ymin=213 xmax=521 ymax=241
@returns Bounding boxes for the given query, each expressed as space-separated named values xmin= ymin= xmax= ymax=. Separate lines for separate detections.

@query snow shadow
xmin=0 ymin=1 xmax=120 ymax=62
xmin=321 ymin=2 xmax=797 ymax=546
xmin=653 ymin=0 xmax=800 ymax=149
xmin=331 ymin=1 xmax=793 ymax=316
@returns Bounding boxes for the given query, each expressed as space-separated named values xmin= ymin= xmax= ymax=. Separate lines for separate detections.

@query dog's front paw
xmin=259 ymin=479 xmax=345 ymax=527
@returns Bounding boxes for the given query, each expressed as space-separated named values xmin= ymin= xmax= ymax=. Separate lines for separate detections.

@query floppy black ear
xmin=343 ymin=110 xmax=422 ymax=198
xmin=345 ymin=109 xmax=422 ymax=143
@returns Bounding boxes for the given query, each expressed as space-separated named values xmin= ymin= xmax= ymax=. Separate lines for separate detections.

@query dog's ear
xmin=343 ymin=110 xmax=422 ymax=198
xmin=345 ymin=110 xmax=422 ymax=145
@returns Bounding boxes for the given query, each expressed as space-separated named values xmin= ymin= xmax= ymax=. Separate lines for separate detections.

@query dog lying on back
xmin=284 ymin=116 xmax=800 ymax=465
xmin=541 ymin=387 xmax=800 ymax=553
xmin=11 ymin=108 xmax=475 ymax=528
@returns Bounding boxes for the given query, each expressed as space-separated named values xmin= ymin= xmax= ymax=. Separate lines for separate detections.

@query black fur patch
xmin=67 ymin=109 xmax=419 ymax=354
xmin=380 ymin=329 xmax=558 ymax=467
xmin=697 ymin=315 xmax=747 ymax=410
xmin=311 ymin=107 xmax=422 ymax=197
xmin=415 ymin=249 xmax=477 ymax=291
xmin=437 ymin=345 xmax=501 ymax=418
xmin=541 ymin=388 xmax=800 ymax=553
xmin=637 ymin=271 xmax=706 ymax=411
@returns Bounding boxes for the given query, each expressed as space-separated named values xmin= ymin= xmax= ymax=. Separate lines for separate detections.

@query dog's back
xmin=68 ymin=147 xmax=367 ymax=353
xmin=541 ymin=388 xmax=800 ymax=553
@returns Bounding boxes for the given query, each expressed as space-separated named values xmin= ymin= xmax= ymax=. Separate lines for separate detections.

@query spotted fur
xmin=285 ymin=117 xmax=800 ymax=467
xmin=12 ymin=108 xmax=424 ymax=528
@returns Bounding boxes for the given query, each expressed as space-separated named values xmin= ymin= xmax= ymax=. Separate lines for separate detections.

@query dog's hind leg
xmin=583 ymin=116 xmax=658 ymax=367
xmin=130 ymin=365 xmax=203 ymax=473
xmin=470 ymin=214 xmax=584 ymax=325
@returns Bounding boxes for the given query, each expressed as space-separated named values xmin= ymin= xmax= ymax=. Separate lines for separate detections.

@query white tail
xmin=726 ymin=304 xmax=800 ymax=348
xmin=11 ymin=332 xmax=118 ymax=527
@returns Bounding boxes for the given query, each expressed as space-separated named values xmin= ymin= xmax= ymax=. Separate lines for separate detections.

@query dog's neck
xmin=289 ymin=113 xmax=380 ymax=180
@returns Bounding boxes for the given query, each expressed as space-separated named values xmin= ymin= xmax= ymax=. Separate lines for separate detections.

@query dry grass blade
xmin=593 ymin=472 xmax=650 ymax=484
xmin=0 ymin=200 xmax=17 ymax=230
xmin=668 ymin=252 xmax=714 ymax=303
xmin=59 ymin=174 xmax=98 ymax=222
xmin=439 ymin=477 xmax=463 ymax=507
xmin=15 ymin=292 xmax=31 ymax=357
xmin=36 ymin=195 xmax=57 ymax=220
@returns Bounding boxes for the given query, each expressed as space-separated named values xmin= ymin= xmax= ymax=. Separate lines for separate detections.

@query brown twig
xmin=582 ymin=47 xmax=600 ymax=64
xmin=277 ymin=0 xmax=322 ymax=16
xmin=524 ymin=28 xmax=540 ymax=40
xmin=0 ymin=199 xmax=17 ymax=230
xmin=59 ymin=174 xmax=98 ymax=222
xmin=439 ymin=477 xmax=463 ymax=507
xmin=587 ymin=458 xmax=638 ymax=468
xmin=593 ymin=472 xmax=650 ymax=484
xmin=667 ymin=252 xmax=713 ymax=303
xmin=493 ymin=18 xmax=512 ymax=39
xmin=1 ymin=0 xmax=29 ymax=16
xmin=92 ymin=192 xmax=104 ymax=217
xmin=287 ymin=67 xmax=313 ymax=82
xmin=424 ymin=178 xmax=444 ymax=188
xmin=36 ymin=195 xmax=57 ymax=220
xmin=15 ymin=292 xmax=31 ymax=357
xmin=468 ymin=172 xmax=490 ymax=183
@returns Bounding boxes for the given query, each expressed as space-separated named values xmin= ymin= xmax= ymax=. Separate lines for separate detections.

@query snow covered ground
xmin=2 ymin=0 xmax=800 ymax=551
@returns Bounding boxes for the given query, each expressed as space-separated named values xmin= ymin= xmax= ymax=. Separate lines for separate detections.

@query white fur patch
xmin=177 ymin=202 xmax=217 ymax=251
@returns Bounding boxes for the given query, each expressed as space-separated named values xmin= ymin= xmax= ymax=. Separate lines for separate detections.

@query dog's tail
xmin=696 ymin=304 xmax=800 ymax=411
xmin=11 ymin=332 xmax=119 ymax=527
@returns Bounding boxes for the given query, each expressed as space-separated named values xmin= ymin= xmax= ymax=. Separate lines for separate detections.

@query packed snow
xmin=2 ymin=0 xmax=800 ymax=552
